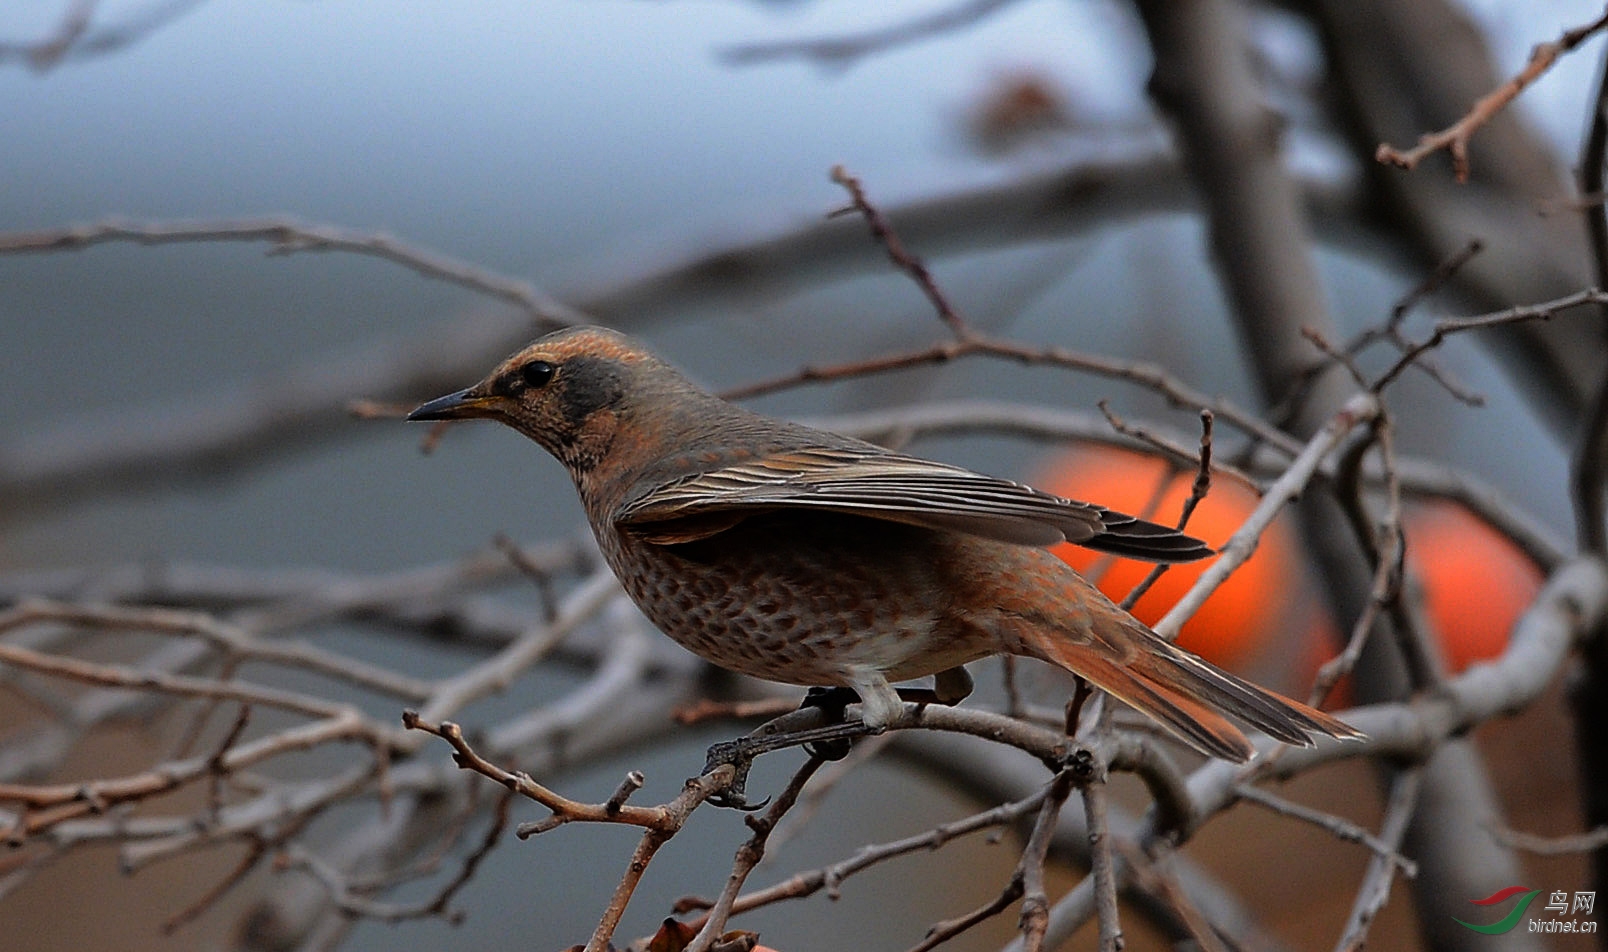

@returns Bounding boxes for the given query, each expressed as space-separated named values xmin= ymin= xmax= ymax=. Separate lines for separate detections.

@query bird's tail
xmin=1021 ymin=615 xmax=1362 ymax=762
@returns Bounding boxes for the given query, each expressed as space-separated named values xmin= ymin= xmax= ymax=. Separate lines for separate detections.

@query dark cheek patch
xmin=559 ymin=356 xmax=625 ymax=426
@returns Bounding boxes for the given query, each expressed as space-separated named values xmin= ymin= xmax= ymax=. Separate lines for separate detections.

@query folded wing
xmin=615 ymin=446 xmax=1212 ymax=562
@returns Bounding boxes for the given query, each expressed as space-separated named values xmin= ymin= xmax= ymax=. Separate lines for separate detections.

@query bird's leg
xmin=721 ymin=684 xmax=878 ymax=765
xmin=846 ymin=665 xmax=903 ymax=729
xmin=793 ymin=668 xmax=917 ymax=760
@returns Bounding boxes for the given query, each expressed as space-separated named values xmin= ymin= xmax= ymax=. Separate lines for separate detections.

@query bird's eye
xmin=519 ymin=360 xmax=555 ymax=389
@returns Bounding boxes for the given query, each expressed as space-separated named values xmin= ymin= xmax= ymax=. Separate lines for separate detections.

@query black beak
xmin=406 ymin=388 xmax=488 ymax=422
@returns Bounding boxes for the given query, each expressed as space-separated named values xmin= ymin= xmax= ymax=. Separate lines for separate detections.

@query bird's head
xmin=407 ymin=325 xmax=689 ymax=473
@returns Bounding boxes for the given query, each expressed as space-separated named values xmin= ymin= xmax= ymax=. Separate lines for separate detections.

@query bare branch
xmin=0 ymin=217 xmax=579 ymax=327
xmin=1234 ymin=783 xmax=1417 ymax=875
xmin=1372 ymin=288 xmax=1608 ymax=395
xmin=282 ymin=787 xmax=513 ymax=925
xmin=1376 ymin=7 xmax=1608 ymax=181
xmin=0 ymin=0 xmax=208 ymax=72
xmin=720 ymin=0 xmax=1021 ymax=70
xmin=684 ymin=757 xmax=824 ymax=951
xmin=678 ymin=778 xmax=1052 ymax=920
xmin=0 ymin=609 xmax=386 ymax=727
xmin=1334 ymin=769 xmax=1423 ymax=952
xmin=1156 ymin=393 xmax=1381 ymax=641
xmin=1 ymin=713 xmax=376 ymax=841
xmin=830 ymin=166 xmax=971 ymax=340
xmin=1079 ymin=779 xmax=1122 ymax=952
xmin=6 ymin=598 xmax=433 ymax=701
xmin=1491 ymin=823 xmax=1608 ymax=855
xmin=405 ymin=569 xmax=621 ymax=742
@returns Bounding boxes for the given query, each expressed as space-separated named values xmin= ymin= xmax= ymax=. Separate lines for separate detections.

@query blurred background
xmin=2 ymin=1 xmax=1605 ymax=949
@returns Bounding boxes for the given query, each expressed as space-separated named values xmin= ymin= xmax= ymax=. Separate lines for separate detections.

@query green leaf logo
xmin=1453 ymin=886 xmax=1542 ymax=935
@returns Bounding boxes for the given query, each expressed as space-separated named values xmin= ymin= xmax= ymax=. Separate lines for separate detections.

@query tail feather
xmin=1024 ymin=617 xmax=1362 ymax=762
xmin=1066 ymin=651 xmax=1257 ymax=761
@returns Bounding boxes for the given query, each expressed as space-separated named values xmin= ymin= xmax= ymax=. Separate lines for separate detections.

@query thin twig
xmin=1 ymin=714 xmax=375 ymax=840
xmin=1376 ymin=7 xmax=1608 ymax=181
xmin=494 ymin=533 xmax=564 ymax=622
xmin=1388 ymin=238 xmax=1485 ymax=329
xmin=406 ymin=568 xmax=621 ymax=749
xmin=721 ymin=330 xmax=1301 ymax=457
xmin=1234 ymin=784 xmax=1417 ymax=875
xmin=605 ymin=771 xmax=646 ymax=816
xmin=0 ymin=630 xmax=382 ymax=727
xmin=673 ymin=697 xmax=800 ymax=726
xmin=683 ymin=780 xmax=1052 ymax=923
xmin=914 ymin=875 xmax=1026 ymax=952
xmin=283 ymin=786 xmax=514 ymax=924
xmin=1373 ymin=290 xmax=1608 ymax=395
xmin=1114 ymin=844 xmax=1231 ymax=952
xmin=0 ymin=217 xmax=580 ymax=327
xmin=204 ymin=703 xmax=254 ymax=818
xmin=2 ymin=598 xmax=434 ymax=701
xmin=1117 ymin=409 xmax=1214 ymax=612
xmin=0 ymin=0 xmax=209 ymax=72
xmin=160 ymin=839 xmax=267 ymax=934
xmin=720 ymin=0 xmax=1022 ymax=69
xmin=1490 ymin=823 xmax=1608 ymax=855
xmin=830 ymin=166 xmax=972 ymax=340
xmin=1323 ymin=239 xmax=1491 ymax=406
xmin=913 ymin=770 xmax=1082 ymax=952
xmin=764 ymin=732 xmax=895 ymax=856
xmin=401 ymin=712 xmax=727 ymax=835
xmin=1311 ymin=416 xmax=1444 ymax=703
xmin=1080 ymin=779 xmax=1122 ymax=952
xmin=685 ymin=757 xmax=825 ymax=951
xmin=582 ymin=771 xmax=737 ymax=952
xmin=1155 ymin=392 xmax=1382 ymax=641
xmin=1334 ymin=769 xmax=1423 ymax=952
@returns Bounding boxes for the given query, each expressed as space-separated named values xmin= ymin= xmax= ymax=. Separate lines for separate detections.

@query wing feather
xmin=616 ymin=446 xmax=1212 ymax=561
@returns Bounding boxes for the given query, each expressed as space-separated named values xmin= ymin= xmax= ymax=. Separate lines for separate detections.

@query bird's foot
xmin=701 ymin=739 xmax=767 ymax=811
xmin=701 ymin=691 xmax=891 ymax=807
xmin=701 ymin=678 xmax=968 ymax=808
xmin=799 ymin=686 xmax=859 ymax=761
xmin=701 ymin=720 xmax=877 ymax=808
xmin=798 ymin=682 xmax=955 ymax=758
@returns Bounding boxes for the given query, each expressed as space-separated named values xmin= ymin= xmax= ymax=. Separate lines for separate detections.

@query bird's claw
xmin=702 ymin=737 xmax=761 ymax=809
xmin=708 ymin=788 xmax=770 ymax=811
xmin=700 ymin=686 xmax=923 ymax=807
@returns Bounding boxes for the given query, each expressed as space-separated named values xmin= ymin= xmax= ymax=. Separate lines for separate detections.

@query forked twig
xmin=1376 ymin=8 xmax=1608 ymax=181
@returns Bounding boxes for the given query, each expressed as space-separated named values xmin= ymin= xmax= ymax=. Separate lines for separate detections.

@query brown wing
xmin=615 ymin=446 xmax=1212 ymax=561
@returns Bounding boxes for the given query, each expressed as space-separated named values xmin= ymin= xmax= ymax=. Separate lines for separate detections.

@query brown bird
xmin=409 ymin=326 xmax=1360 ymax=761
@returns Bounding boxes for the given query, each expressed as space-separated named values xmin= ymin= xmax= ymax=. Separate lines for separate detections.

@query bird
xmin=407 ymin=326 xmax=1361 ymax=761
